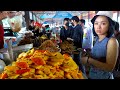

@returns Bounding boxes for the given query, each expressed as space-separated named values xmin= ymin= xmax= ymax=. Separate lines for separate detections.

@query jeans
xmin=72 ymin=52 xmax=86 ymax=74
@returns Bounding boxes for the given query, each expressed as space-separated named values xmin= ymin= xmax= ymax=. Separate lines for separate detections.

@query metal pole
xmin=88 ymin=11 xmax=90 ymax=22
xmin=117 ymin=11 xmax=119 ymax=22
xmin=24 ymin=11 xmax=30 ymax=30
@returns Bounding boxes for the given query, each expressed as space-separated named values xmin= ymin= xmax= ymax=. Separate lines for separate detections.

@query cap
xmin=91 ymin=11 xmax=115 ymax=25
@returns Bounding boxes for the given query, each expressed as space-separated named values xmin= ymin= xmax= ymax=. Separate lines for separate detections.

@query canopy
xmin=40 ymin=13 xmax=55 ymax=19
xmin=53 ymin=11 xmax=73 ymax=19
xmin=43 ymin=20 xmax=55 ymax=24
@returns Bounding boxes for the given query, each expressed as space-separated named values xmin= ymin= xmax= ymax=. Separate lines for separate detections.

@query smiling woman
xmin=81 ymin=11 xmax=119 ymax=79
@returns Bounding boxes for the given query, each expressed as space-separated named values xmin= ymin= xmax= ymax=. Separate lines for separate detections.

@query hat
xmin=91 ymin=11 xmax=115 ymax=25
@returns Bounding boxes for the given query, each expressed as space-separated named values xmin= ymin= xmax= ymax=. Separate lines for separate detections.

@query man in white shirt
xmin=79 ymin=19 xmax=93 ymax=51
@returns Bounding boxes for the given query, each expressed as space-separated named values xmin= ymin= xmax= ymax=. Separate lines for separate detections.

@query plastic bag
xmin=0 ymin=60 xmax=6 ymax=73
xmin=7 ymin=15 xmax=23 ymax=32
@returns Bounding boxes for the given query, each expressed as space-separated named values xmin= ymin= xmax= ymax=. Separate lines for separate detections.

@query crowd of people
xmin=58 ymin=11 xmax=120 ymax=79
xmin=0 ymin=11 xmax=120 ymax=79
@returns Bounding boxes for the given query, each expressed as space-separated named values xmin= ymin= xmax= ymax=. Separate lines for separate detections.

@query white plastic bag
xmin=0 ymin=60 xmax=6 ymax=73
xmin=7 ymin=15 xmax=23 ymax=32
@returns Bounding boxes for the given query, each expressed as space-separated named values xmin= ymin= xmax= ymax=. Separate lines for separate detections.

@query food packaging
xmin=7 ymin=15 xmax=22 ymax=32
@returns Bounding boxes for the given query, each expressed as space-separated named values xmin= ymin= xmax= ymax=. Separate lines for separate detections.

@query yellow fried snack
xmin=21 ymin=71 xmax=34 ymax=79
xmin=18 ymin=52 xmax=28 ymax=59
xmin=48 ymin=73 xmax=55 ymax=79
xmin=0 ymin=48 xmax=85 ymax=79
xmin=52 ymin=52 xmax=64 ymax=59
xmin=77 ymin=71 xmax=84 ymax=79
xmin=69 ymin=70 xmax=79 ymax=79
xmin=4 ymin=66 xmax=19 ymax=73
xmin=43 ymin=50 xmax=57 ymax=57
xmin=17 ymin=58 xmax=33 ymax=65
xmin=47 ymin=61 xmax=62 ymax=67
xmin=35 ymin=69 xmax=44 ymax=75
xmin=26 ymin=48 xmax=35 ymax=56
xmin=42 ymin=67 xmax=51 ymax=75
xmin=34 ymin=75 xmax=43 ymax=79
xmin=61 ymin=57 xmax=78 ymax=72
xmin=54 ymin=69 xmax=64 ymax=79
xmin=8 ymin=74 xmax=19 ymax=79
xmin=64 ymin=72 xmax=73 ymax=79
xmin=50 ymin=67 xmax=56 ymax=75
xmin=31 ymin=65 xmax=43 ymax=69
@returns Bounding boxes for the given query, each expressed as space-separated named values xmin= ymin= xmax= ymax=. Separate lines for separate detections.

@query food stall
xmin=0 ymin=39 xmax=87 ymax=79
xmin=0 ymin=11 xmax=87 ymax=79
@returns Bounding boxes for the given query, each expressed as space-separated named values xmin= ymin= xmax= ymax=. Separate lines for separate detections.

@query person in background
xmin=70 ymin=16 xmax=85 ymax=74
xmin=81 ymin=11 xmax=119 ymax=79
xmin=55 ymin=27 xmax=60 ymax=36
xmin=113 ymin=21 xmax=120 ymax=72
xmin=0 ymin=23 xmax=4 ymax=49
xmin=79 ymin=19 xmax=94 ymax=52
xmin=33 ymin=22 xmax=42 ymax=37
xmin=60 ymin=18 xmax=73 ymax=42
xmin=114 ymin=21 xmax=120 ymax=43
xmin=41 ymin=26 xmax=46 ymax=35
xmin=79 ymin=19 xmax=94 ymax=76
xmin=45 ymin=25 xmax=51 ymax=39
xmin=22 ymin=16 xmax=26 ymax=28
xmin=0 ymin=11 xmax=9 ymax=49
xmin=28 ymin=20 xmax=35 ymax=32
xmin=52 ymin=26 xmax=59 ymax=38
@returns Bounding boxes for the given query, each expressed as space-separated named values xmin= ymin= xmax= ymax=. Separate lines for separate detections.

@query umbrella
xmin=53 ymin=11 xmax=73 ymax=19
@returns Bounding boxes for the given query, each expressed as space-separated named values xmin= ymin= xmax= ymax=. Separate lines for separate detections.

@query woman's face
xmin=94 ymin=16 xmax=109 ymax=36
